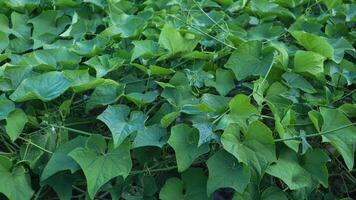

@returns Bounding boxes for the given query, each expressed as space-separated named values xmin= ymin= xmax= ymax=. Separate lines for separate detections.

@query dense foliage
xmin=0 ymin=0 xmax=355 ymax=199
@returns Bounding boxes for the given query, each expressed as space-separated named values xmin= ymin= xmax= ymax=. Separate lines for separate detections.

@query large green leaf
xmin=10 ymin=71 xmax=73 ymax=102
xmin=84 ymin=55 xmax=124 ymax=78
xmin=0 ymin=160 xmax=34 ymax=200
xmin=266 ymin=157 xmax=313 ymax=190
xmin=282 ymin=72 xmax=316 ymax=93
xmin=207 ymin=150 xmax=251 ymax=196
xmin=97 ymin=105 xmax=145 ymax=147
xmin=222 ymin=121 xmax=276 ymax=177
xmin=302 ymin=149 xmax=329 ymax=187
xmin=168 ymin=124 xmax=209 ymax=172
xmin=290 ymin=31 xmax=334 ymax=59
xmin=69 ymin=135 xmax=132 ymax=199
xmin=225 ymin=41 xmax=275 ymax=80
xmin=205 ymin=68 xmax=235 ymax=96
xmin=86 ymin=80 xmax=124 ymax=111
xmin=41 ymin=136 xmax=87 ymax=181
xmin=131 ymin=40 xmax=162 ymax=61
xmin=320 ymin=108 xmax=356 ymax=170
xmin=293 ymin=50 xmax=326 ymax=80
xmin=133 ymin=125 xmax=168 ymax=148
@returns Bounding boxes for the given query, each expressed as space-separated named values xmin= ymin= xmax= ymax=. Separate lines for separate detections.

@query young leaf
xmin=10 ymin=71 xmax=73 ymax=102
xmin=224 ymin=40 xmax=275 ymax=80
xmin=320 ymin=108 xmax=356 ymax=170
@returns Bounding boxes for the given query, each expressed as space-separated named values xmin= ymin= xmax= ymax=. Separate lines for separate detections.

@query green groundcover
xmin=0 ymin=0 xmax=355 ymax=199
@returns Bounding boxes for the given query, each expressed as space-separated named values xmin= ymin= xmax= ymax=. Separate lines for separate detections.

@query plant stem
xmin=18 ymin=136 xmax=53 ymax=154
xmin=51 ymin=125 xmax=111 ymax=140
xmin=275 ymin=123 xmax=356 ymax=142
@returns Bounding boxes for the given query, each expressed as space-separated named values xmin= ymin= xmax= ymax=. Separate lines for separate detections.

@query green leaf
xmin=168 ymin=124 xmax=209 ymax=172
xmin=28 ymin=10 xmax=65 ymax=48
xmin=321 ymin=0 xmax=342 ymax=10
xmin=161 ymin=111 xmax=180 ymax=128
xmin=339 ymin=103 xmax=356 ymax=118
xmin=10 ymin=71 xmax=73 ymax=102
xmin=308 ymin=110 xmax=323 ymax=132
xmin=261 ymin=187 xmax=288 ymax=200
xmin=282 ymin=72 xmax=316 ymax=93
xmin=207 ymin=150 xmax=251 ymax=195
xmin=0 ymin=94 xmax=15 ymax=120
xmin=290 ymin=31 xmax=334 ymax=59
xmin=42 ymin=172 xmax=76 ymax=200
xmin=17 ymin=48 xmax=81 ymax=70
xmin=0 ymin=163 xmax=34 ymax=200
xmin=159 ymin=168 xmax=208 ymax=200
xmin=293 ymin=50 xmax=326 ymax=80
xmin=5 ymin=109 xmax=28 ymax=141
xmin=86 ymin=80 xmax=124 ymax=111
xmin=0 ymin=14 xmax=9 ymax=52
xmin=41 ymin=136 xmax=87 ymax=181
xmin=97 ymin=105 xmax=145 ymax=147
xmin=328 ymin=38 xmax=355 ymax=64
xmin=69 ymin=135 xmax=132 ymax=199
xmin=149 ymin=65 xmax=175 ymax=76
xmin=190 ymin=114 xmax=217 ymax=146
xmin=201 ymin=93 xmax=230 ymax=113
xmin=248 ymin=23 xmax=284 ymax=41
xmin=84 ymin=55 xmax=124 ymax=78
xmin=222 ymin=121 xmax=276 ymax=176
xmin=225 ymin=41 xmax=275 ymax=80
xmin=302 ymin=149 xmax=329 ymax=187
xmin=158 ymin=24 xmax=199 ymax=55
xmin=252 ymin=77 xmax=269 ymax=106
xmin=266 ymin=157 xmax=313 ymax=190
xmin=205 ymin=68 xmax=235 ymax=96
xmin=125 ymin=91 xmax=158 ymax=107
xmin=320 ymin=108 xmax=356 ymax=170
xmin=229 ymin=94 xmax=259 ymax=130
xmin=63 ymin=70 xmax=105 ymax=93
xmin=249 ymin=0 xmax=295 ymax=19
xmin=104 ymin=14 xmax=146 ymax=38
xmin=133 ymin=125 xmax=168 ymax=148
xmin=131 ymin=40 xmax=162 ymax=61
